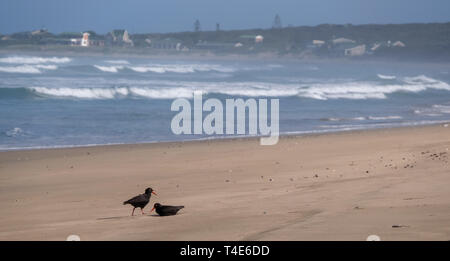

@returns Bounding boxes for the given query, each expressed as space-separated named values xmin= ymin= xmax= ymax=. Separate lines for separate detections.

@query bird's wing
xmin=170 ymin=206 xmax=184 ymax=213
xmin=125 ymin=194 xmax=148 ymax=204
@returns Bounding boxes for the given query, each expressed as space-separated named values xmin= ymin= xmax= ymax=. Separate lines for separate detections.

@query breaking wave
xmin=0 ymin=64 xmax=58 ymax=74
xmin=29 ymin=87 xmax=130 ymax=99
xmin=0 ymin=74 xmax=448 ymax=100
xmin=23 ymin=84 xmax=300 ymax=99
xmin=0 ymin=55 xmax=64 ymax=73
xmin=377 ymin=74 xmax=396 ymax=80
xmin=295 ymin=75 xmax=450 ymax=100
xmin=414 ymin=104 xmax=450 ymax=116
xmin=94 ymin=65 xmax=124 ymax=73
xmin=0 ymin=56 xmax=71 ymax=64
xmin=94 ymin=63 xmax=236 ymax=74
xmin=105 ymin=60 xmax=130 ymax=65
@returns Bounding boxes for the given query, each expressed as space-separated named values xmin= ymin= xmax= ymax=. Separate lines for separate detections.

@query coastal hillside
xmin=1 ymin=23 xmax=450 ymax=60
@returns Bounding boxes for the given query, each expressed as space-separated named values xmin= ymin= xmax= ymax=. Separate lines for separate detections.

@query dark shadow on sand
xmin=147 ymin=213 xmax=185 ymax=217
xmin=96 ymin=216 xmax=131 ymax=220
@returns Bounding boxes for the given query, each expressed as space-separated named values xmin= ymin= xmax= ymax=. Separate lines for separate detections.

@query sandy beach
xmin=1 ymin=124 xmax=450 ymax=241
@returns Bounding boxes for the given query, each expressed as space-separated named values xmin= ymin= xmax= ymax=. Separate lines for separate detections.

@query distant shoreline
xmin=1 ymin=121 xmax=449 ymax=153
xmin=2 ymin=22 xmax=450 ymax=62
xmin=2 ymin=47 xmax=450 ymax=65
xmin=0 ymin=46 xmax=333 ymax=62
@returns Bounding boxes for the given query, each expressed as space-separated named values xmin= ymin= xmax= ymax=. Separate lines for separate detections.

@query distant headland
xmin=1 ymin=22 xmax=450 ymax=61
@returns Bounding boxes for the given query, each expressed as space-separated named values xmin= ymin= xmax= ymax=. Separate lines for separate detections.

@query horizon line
xmin=4 ymin=21 xmax=450 ymax=35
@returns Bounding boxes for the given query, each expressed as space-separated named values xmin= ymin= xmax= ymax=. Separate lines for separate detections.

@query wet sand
xmin=1 ymin=124 xmax=450 ymax=240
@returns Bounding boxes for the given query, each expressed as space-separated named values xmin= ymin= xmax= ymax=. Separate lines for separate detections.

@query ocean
xmin=1 ymin=54 xmax=450 ymax=150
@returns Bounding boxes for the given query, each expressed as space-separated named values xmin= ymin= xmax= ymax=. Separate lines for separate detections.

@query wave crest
xmin=2 ymin=74 xmax=448 ymax=100
xmin=377 ymin=74 xmax=396 ymax=80
xmin=105 ymin=60 xmax=130 ymax=65
xmin=30 ymin=87 xmax=129 ymax=99
xmin=94 ymin=65 xmax=124 ymax=73
xmin=0 ymin=64 xmax=58 ymax=74
xmin=0 ymin=56 xmax=71 ymax=64
xmin=94 ymin=63 xmax=236 ymax=74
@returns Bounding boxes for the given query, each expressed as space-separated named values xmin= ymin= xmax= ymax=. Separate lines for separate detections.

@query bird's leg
xmin=141 ymin=208 xmax=145 ymax=215
xmin=131 ymin=207 xmax=135 ymax=216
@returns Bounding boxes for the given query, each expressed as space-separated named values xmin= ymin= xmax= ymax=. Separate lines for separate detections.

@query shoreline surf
xmin=2 ymin=120 xmax=449 ymax=152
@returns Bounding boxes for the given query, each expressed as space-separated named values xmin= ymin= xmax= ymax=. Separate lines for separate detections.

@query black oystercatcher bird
xmin=123 ymin=187 xmax=157 ymax=216
xmin=151 ymin=203 xmax=184 ymax=216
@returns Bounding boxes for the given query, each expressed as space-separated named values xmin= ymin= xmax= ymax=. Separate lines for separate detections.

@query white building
xmin=345 ymin=44 xmax=366 ymax=56
xmin=255 ymin=35 xmax=264 ymax=43
xmin=123 ymin=30 xmax=133 ymax=45
xmin=70 ymin=38 xmax=81 ymax=46
xmin=371 ymin=43 xmax=381 ymax=51
xmin=393 ymin=41 xmax=406 ymax=47
xmin=81 ymin=32 xmax=90 ymax=47
xmin=313 ymin=40 xmax=325 ymax=46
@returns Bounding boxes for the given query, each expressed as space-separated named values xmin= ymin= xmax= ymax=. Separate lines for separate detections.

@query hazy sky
xmin=1 ymin=0 xmax=449 ymax=34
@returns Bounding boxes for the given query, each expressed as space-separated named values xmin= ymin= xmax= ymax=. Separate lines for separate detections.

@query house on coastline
xmin=106 ymin=29 xmax=134 ymax=46
xmin=70 ymin=32 xmax=104 ymax=47
xmin=327 ymin=37 xmax=366 ymax=57
xmin=344 ymin=44 xmax=366 ymax=56
xmin=240 ymin=34 xmax=264 ymax=44
xmin=146 ymin=38 xmax=184 ymax=50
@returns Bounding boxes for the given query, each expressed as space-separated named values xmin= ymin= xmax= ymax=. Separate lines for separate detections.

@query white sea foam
xmin=24 ymin=75 xmax=450 ymax=100
xmin=35 ymin=64 xmax=58 ymax=70
xmin=29 ymin=86 xmax=193 ymax=99
xmin=218 ymin=88 xmax=298 ymax=97
xmin=322 ymin=116 xmax=401 ymax=122
xmin=318 ymin=120 xmax=450 ymax=130
xmin=94 ymin=65 xmax=124 ymax=73
xmin=0 ymin=56 xmax=71 ymax=64
xmin=0 ymin=65 xmax=42 ymax=74
xmin=5 ymin=127 xmax=24 ymax=137
xmin=295 ymin=76 xmax=450 ymax=100
xmin=367 ymin=115 xmax=403 ymax=120
xmin=0 ymin=64 xmax=58 ymax=74
xmin=432 ymin=104 xmax=450 ymax=113
xmin=377 ymin=74 xmax=396 ymax=80
xmin=128 ymin=66 xmax=168 ymax=73
xmin=30 ymin=87 xmax=129 ymax=99
xmin=105 ymin=60 xmax=130 ymax=65
xmin=129 ymin=87 xmax=194 ymax=99
xmin=402 ymin=75 xmax=450 ymax=91
xmin=297 ymin=82 xmax=393 ymax=100
xmin=415 ymin=104 xmax=450 ymax=116
xmin=404 ymin=75 xmax=439 ymax=84
xmin=128 ymin=64 xmax=235 ymax=74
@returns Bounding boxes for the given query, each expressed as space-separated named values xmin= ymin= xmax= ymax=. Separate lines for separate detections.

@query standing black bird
xmin=151 ymin=203 xmax=184 ymax=216
xmin=123 ymin=187 xmax=157 ymax=216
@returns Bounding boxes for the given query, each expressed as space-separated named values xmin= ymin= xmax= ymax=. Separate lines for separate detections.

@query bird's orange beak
xmin=151 ymin=207 xmax=155 ymax=212
xmin=152 ymin=191 xmax=157 ymax=196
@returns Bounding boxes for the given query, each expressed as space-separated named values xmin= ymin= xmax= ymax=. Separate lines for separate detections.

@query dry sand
xmin=1 ymin=124 xmax=450 ymax=241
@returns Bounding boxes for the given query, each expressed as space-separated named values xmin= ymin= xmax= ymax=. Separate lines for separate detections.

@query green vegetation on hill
xmin=1 ymin=23 xmax=450 ymax=60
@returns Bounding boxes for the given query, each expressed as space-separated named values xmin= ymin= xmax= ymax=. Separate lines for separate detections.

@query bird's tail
xmin=178 ymin=206 xmax=185 ymax=209
xmin=123 ymin=200 xmax=130 ymax=205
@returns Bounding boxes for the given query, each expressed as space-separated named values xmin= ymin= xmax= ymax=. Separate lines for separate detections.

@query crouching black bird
xmin=123 ymin=187 xmax=157 ymax=216
xmin=151 ymin=203 xmax=184 ymax=216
